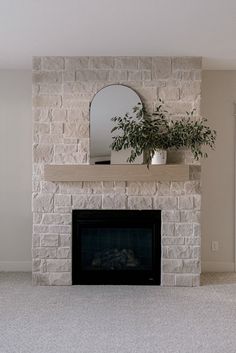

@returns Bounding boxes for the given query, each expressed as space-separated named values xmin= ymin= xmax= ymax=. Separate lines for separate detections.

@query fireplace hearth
xmin=72 ymin=210 xmax=161 ymax=285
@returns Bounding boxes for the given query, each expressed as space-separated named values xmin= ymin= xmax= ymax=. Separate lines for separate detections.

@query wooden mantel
xmin=44 ymin=164 xmax=191 ymax=182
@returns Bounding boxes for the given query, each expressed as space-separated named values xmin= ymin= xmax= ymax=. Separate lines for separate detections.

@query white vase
xmin=151 ymin=150 xmax=167 ymax=165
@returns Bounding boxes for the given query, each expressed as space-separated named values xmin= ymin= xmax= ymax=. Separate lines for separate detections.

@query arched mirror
xmin=90 ymin=84 xmax=142 ymax=164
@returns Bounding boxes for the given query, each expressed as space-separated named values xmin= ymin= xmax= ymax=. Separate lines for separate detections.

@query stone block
xmin=33 ymin=213 xmax=43 ymax=224
xmin=59 ymin=182 xmax=83 ymax=194
xmin=32 ymin=193 xmax=54 ymax=213
xmin=33 ymin=108 xmax=49 ymax=122
xmin=138 ymin=57 xmax=152 ymax=70
xmin=32 ymin=247 xmax=57 ymax=259
xmin=175 ymin=274 xmax=200 ymax=287
xmin=41 ymin=181 xmax=59 ymax=194
xmin=42 ymin=57 xmax=64 ymax=70
xmin=159 ymin=87 xmax=180 ymax=101
xmin=162 ymin=210 xmax=180 ymax=222
xmin=127 ymin=182 xmax=156 ymax=195
xmin=33 ymin=71 xmax=62 ymax=84
xmin=33 ymin=144 xmax=54 ymax=163
xmin=67 ymin=109 xmax=85 ymax=122
xmin=90 ymin=57 xmax=114 ymax=69
xmin=76 ymin=69 xmax=109 ymax=81
xmin=165 ymin=101 xmax=192 ymax=115
xmin=156 ymin=182 xmax=171 ymax=195
xmin=33 ymin=95 xmax=62 ymax=108
xmin=32 ymin=234 xmax=40 ymax=247
xmin=172 ymin=57 xmax=202 ymax=71
xmin=32 ymin=178 xmax=40 ymax=192
xmin=40 ymin=135 xmax=63 ymax=144
xmin=32 ymin=273 xmax=50 ymax=286
xmin=154 ymin=196 xmax=178 ymax=210
xmin=161 ymin=223 xmax=175 ymax=237
xmin=127 ymin=196 xmax=152 ymax=209
xmin=42 ymin=213 xmax=71 ymax=225
xmin=59 ymin=234 xmax=71 ymax=247
xmin=49 ymin=225 xmax=71 ymax=234
xmin=193 ymin=195 xmax=201 ymax=210
xmin=57 ymin=247 xmax=71 ymax=259
xmin=102 ymin=194 xmax=127 ymax=209
xmin=54 ymin=206 xmax=72 ymax=213
xmin=170 ymin=182 xmax=185 ymax=196
xmin=178 ymin=196 xmax=194 ymax=210
xmin=142 ymin=70 xmax=152 ymax=81
xmin=34 ymin=123 xmax=50 ymax=135
xmin=184 ymin=181 xmax=201 ymax=195
xmin=161 ymin=273 xmax=175 ymax=286
xmin=50 ymin=122 xmax=64 ymax=134
xmin=55 ymin=144 xmax=77 ymax=154
xmin=82 ymin=181 xmax=103 ymax=194
xmin=41 ymin=234 xmax=59 ymax=247
xmin=102 ymin=181 xmax=115 ymax=194
xmin=32 ymin=259 xmax=41 ymax=272
xmin=180 ymin=210 xmax=200 ymax=223
xmin=33 ymin=224 xmax=50 ymax=233
xmin=128 ymin=70 xmax=142 ymax=81
xmin=46 ymin=259 xmax=71 ymax=272
xmin=114 ymin=181 xmax=126 ymax=194
xmin=162 ymin=237 xmax=185 ymax=245
xmin=64 ymin=120 xmax=89 ymax=138
xmin=108 ymin=70 xmax=128 ymax=81
xmin=193 ymin=246 xmax=201 ymax=259
xmin=175 ymin=223 xmax=193 ymax=237
xmin=49 ymin=272 xmax=71 ymax=285
xmin=162 ymin=259 xmax=183 ymax=273
xmin=185 ymin=237 xmax=200 ymax=246
xmin=50 ymin=109 xmax=67 ymax=122
xmin=39 ymin=83 xmax=62 ymax=95
xmin=152 ymin=57 xmax=171 ymax=79
xmin=115 ymin=57 xmax=138 ymax=69
xmin=54 ymin=194 xmax=71 ymax=206
xmin=54 ymin=151 xmax=87 ymax=164
xmin=162 ymin=245 xmax=194 ymax=259
xmin=63 ymin=71 xmax=76 ymax=82
xmin=65 ymin=57 xmax=89 ymax=70
xmin=193 ymin=224 xmax=201 ymax=237
xmin=72 ymin=195 xmax=102 ymax=209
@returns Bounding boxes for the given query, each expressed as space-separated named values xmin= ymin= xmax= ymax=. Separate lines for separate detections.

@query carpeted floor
xmin=0 ymin=273 xmax=236 ymax=353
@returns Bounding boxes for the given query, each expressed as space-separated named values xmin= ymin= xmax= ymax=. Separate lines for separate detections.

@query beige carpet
xmin=0 ymin=272 xmax=236 ymax=353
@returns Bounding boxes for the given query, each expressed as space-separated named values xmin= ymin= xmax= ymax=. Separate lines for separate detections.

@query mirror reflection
xmin=90 ymin=84 xmax=142 ymax=164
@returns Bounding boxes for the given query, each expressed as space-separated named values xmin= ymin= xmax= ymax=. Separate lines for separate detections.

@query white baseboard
xmin=0 ymin=261 xmax=31 ymax=272
xmin=202 ymin=261 xmax=235 ymax=272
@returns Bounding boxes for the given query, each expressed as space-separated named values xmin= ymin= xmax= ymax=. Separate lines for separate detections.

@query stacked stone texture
xmin=32 ymin=56 xmax=202 ymax=286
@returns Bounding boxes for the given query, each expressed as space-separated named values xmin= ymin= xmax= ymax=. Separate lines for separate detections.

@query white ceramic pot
xmin=151 ymin=150 xmax=167 ymax=165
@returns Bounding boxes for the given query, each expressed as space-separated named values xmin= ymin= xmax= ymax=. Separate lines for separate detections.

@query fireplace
xmin=72 ymin=210 xmax=161 ymax=285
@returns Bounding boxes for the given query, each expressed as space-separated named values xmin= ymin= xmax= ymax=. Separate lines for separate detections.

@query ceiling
xmin=1 ymin=0 xmax=236 ymax=70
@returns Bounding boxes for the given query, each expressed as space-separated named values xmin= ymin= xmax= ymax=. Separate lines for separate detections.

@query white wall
xmin=201 ymin=71 xmax=236 ymax=271
xmin=0 ymin=71 xmax=32 ymax=271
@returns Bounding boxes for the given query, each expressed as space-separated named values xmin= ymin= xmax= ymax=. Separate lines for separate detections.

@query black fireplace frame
xmin=72 ymin=210 xmax=161 ymax=285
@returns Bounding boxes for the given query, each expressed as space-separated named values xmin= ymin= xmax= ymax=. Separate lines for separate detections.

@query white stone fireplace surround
xmin=32 ymin=56 xmax=202 ymax=286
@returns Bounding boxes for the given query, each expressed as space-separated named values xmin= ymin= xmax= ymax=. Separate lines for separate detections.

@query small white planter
xmin=151 ymin=150 xmax=167 ymax=165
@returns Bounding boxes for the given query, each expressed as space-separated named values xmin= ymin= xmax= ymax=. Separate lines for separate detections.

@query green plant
xmin=111 ymin=101 xmax=172 ymax=166
xmin=171 ymin=111 xmax=216 ymax=160
xmin=110 ymin=100 xmax=216 ymax=166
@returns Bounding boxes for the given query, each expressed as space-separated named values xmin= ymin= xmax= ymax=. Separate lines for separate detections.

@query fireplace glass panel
xmin=72 ymin=210 xmax=161 ymax=285
xmin=80 ymin=227 xmax=152 ymax=271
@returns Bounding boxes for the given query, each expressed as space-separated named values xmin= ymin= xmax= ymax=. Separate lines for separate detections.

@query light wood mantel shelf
xmin=44 ymin=164 xmax=192 ymax=182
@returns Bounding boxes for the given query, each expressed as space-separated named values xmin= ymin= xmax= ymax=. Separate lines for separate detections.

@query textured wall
xmin=32 ymin=56 xmax=202 ymax=286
